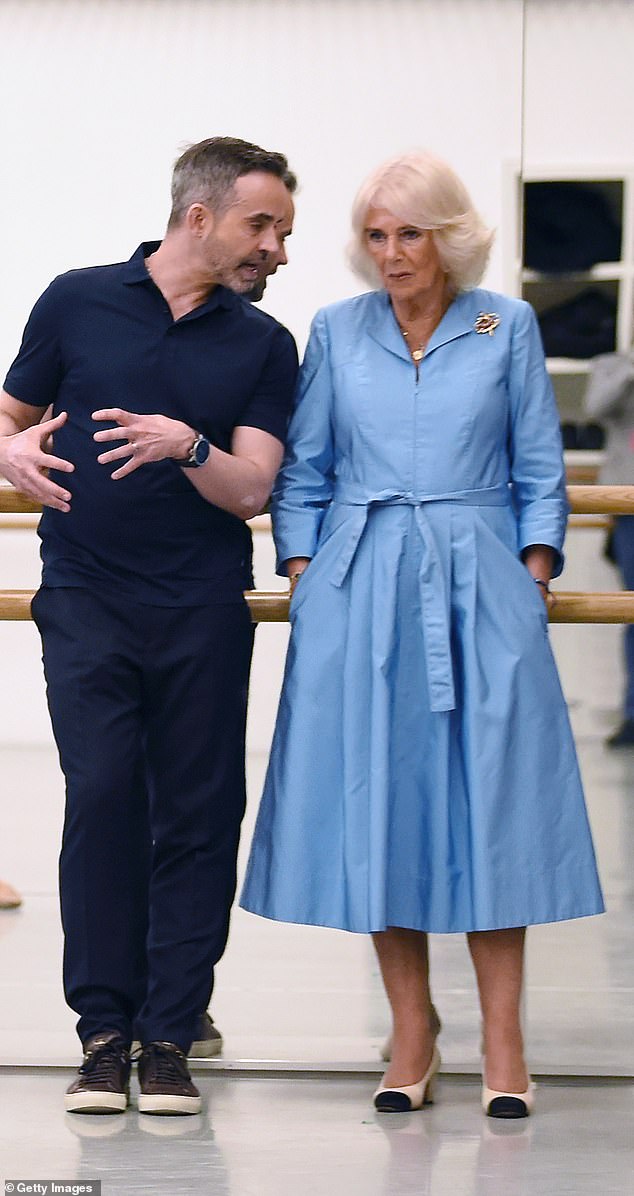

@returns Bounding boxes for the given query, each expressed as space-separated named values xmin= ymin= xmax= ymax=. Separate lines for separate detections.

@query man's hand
xmin=93 ymin=409 xmax=285 ymax=521
xmin=92 ymin=408 xmax=194 ymax=479
xmin=1 ymin=410 xmax=74 ymax=512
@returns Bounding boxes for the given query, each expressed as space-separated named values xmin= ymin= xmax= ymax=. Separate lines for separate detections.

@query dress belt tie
xmin=328 ymin=484 xmax=510 ymax=714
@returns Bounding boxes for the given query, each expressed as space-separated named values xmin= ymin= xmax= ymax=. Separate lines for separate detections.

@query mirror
xmin=517 ymin=0 xmax=634 ymax=1076
xmin=5 ymin=0 xmax=626 ymax=1078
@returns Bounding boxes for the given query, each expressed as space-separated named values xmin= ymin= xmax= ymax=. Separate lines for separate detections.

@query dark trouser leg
xmin=135 ymin=600 xmax=254 ymax=1053
xmin=613 ymin=516 xmax=634 ymax=719
xmin=32 ymin=588 xmax=152 ymax=1047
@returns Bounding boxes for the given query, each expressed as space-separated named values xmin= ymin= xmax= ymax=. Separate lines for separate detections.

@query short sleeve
xmin=3 ymin=280 xmax=64 ymax=407
xmin=236 ymin=325 xmax=298 ymax=444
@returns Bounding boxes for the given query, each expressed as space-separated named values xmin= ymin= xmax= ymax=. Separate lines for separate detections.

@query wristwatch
xmin=174 ymin=432 xmax=211 ymax=468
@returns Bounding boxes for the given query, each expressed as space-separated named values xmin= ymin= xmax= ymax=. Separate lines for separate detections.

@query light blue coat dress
xmin=241 ymin=288 xmax=604 ymax=933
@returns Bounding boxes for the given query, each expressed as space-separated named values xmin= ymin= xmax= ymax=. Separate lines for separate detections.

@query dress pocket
xmin=288 ymin=506 xmax=356 ymax=619
xmin=472 ymin=511 xmax=550 ymax=635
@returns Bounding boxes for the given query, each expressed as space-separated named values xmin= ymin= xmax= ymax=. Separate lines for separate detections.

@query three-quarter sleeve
xmin=507 ymin=302 xmax=568 ymax=577
xmin=271 ymin=309 xmax=336 ymax=574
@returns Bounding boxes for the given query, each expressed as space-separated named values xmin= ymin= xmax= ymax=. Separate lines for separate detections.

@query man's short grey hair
xmin=168 ymin=136 xmax=297 ymax=229
xmin=348 ymin=150 xmax=494 ymax=294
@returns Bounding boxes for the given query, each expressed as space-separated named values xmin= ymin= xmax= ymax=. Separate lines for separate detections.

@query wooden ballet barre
xmin=0 ymin=489 xmax=274 ymax=533
xmin=547 ymin=592 xmax=634 ymax=623
xmin=566 ymin=485 xmax=634 ymax=514
xmin=2 ymin=484 xmax=634 ymax=517
xmin=0 ymin=589 xmax=288 ymax=623
xmin=2 ymin=588 xmax=634 ymax=624
xmin=565 ymin=463 xmax=600 ymax=484
xmin=0 ymin=489 xmax=41 ymax=514
xmin=568 ymin=516 xmax=611 ymax=529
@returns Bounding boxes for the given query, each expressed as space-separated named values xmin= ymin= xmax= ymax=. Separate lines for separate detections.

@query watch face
xmin=193 ymin=436 xmax=210 ymax=466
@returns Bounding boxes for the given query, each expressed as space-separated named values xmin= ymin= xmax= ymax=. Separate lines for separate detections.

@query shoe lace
xmin=142 ymin=1041 xmax=190 ymax=1083
xmin=79 ymin=1038 xmax=128 ymax=1080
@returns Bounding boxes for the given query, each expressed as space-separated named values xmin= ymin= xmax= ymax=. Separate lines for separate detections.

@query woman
xmin=241 ymin=151 xmax=604 ymax=1117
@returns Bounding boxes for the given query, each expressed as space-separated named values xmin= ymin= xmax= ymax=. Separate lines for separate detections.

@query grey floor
xmin=1 ymin=1070 xmax=632 ymax=1196
xmin=1 ymin=523 xmax=633 ymax=1192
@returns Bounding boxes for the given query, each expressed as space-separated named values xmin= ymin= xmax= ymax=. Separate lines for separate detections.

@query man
xmin=243 ymin=185 xmax=294 ymax=303
xmin=178 ymin=173 xmax=295 ymax=1062
xmin=0 ymin=137 xmax=298 ymax=1115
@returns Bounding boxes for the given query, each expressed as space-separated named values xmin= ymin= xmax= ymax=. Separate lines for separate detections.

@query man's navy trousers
xmin=31 ymin=585 xmax=254 ymax=1053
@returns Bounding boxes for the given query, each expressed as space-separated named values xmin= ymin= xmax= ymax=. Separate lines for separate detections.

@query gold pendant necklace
xmin=400 ymin=327 xmax=425 ymax=364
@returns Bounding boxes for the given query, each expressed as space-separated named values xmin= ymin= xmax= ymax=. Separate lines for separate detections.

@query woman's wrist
xmin=285 ymin=557 xmax=310 ymax=575
xmin=522 ymin=544 xmax=555 ymax=577
xmin=285 ymin=557 xmax=311 ymax=593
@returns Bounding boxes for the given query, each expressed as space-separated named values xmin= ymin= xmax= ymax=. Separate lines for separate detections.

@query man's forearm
xmin=0 ymin=407 xmax=30 ymax=467
xmin=184 ymin=446 xmax=281 ymax=520
xmin=0 ymin=397 xmax=74 ymax=510
xmin=92 ymin=409 xmax=285 ymax=522
xmin=0 ymin=413 xmax=30 ymax=479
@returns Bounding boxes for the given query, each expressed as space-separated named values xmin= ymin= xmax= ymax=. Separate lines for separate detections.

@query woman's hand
xmin=523 ymin=544 xmax=556 ymax=612
xmin=532 ymin=578 xmax=556 ymax=613
xmin=286 ymin=557 xmax=311 ymax=595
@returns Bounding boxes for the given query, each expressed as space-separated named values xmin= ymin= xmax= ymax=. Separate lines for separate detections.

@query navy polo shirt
xmin=4 ymin=242 xmax=298 ymax=605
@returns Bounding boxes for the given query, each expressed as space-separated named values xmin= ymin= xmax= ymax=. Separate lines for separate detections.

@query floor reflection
xmin=2 ymin=1072 xmax=631 ymax=1196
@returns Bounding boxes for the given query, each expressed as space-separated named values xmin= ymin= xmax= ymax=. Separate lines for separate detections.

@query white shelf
xmin=522 ymin=263 xmax=625 ymax=283
xmin=547 ymin=358 xmax=592 ymax=375
xmin=563 ymin=450 xmax=605 ymax=466
xmin=506 ymin=164 xmax=634 ymax=422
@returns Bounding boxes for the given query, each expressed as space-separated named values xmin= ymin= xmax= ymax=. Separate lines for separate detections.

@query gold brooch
xmin=474 ymin=312 xmax=500 ymax=336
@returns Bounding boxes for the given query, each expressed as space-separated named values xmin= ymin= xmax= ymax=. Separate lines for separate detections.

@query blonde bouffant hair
xmin=348 ymin=149 xmax=494 ymax=295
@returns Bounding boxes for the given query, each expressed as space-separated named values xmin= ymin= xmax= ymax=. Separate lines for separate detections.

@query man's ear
xmin=185 ymin=202 xmax=214 ymax=238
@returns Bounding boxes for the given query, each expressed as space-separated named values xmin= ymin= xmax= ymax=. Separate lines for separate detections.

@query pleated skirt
xmin=241 ymin=503 xmax=604 ymax=933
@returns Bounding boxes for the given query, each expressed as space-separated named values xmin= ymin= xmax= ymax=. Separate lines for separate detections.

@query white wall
xmin=0 ymin=0 xmax=525 ymax=747
xmin=523 ymin=0 xmax=634 ymax=167
xmin=4 ymin=0 xmax=634 ymax=749
xmin=0 ymin=0 xmax=524 ymax=364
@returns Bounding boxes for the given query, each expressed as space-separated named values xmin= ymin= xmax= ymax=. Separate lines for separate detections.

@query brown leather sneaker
xmin=188 ymin=1012 xmax=223 ymax=1059
xmin=137 ymin=1041 xmax=201 ymax=1115
xmin=131 ymin=1011 xmax=223 ymax=1058
xmin=65 ymin=1031 xmax=131 ymax=1114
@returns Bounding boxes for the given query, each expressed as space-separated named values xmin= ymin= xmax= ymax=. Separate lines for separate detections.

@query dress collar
xmin=366 ymin=288 xmax=480 ymax=362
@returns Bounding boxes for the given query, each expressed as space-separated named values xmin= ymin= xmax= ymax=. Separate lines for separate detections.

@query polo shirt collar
xmin=122 ymin=241 xmax=238 ymax=313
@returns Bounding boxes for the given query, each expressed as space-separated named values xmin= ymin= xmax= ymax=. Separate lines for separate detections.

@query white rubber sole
xmin=137 ymin=1094 xmax=202 ymax=1115
xmin=65 ymin=1090 xmax=128 ymax=1114
xmin=188 ymin=1036 xmax=223 ymax=1058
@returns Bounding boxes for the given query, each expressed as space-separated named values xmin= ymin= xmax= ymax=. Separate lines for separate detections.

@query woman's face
xmin=363 ymin=206 xmax=446 ymax=305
